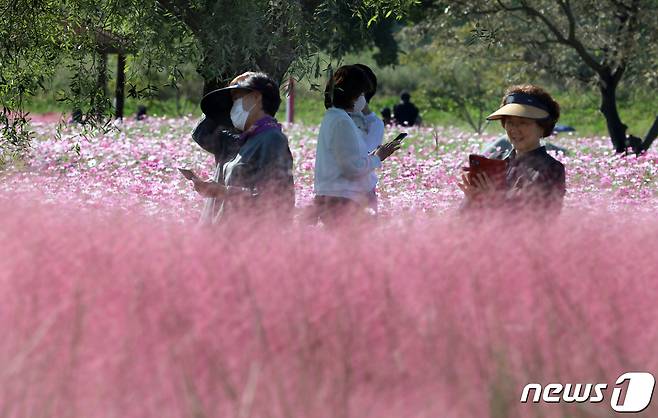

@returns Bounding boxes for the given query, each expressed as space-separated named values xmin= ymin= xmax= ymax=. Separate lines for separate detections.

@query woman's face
xmin=230 ymin=90 xmax=260 ymax=110
xmin=502 ymin=116 xmax=543 ymax=153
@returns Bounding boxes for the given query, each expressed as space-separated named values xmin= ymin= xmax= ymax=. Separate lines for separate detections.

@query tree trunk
xmin=598 ymin=77 xmax=628 ymax=153
xmin=640 ymin=116 xmax=658 ymax=152
xmin=115 ymin=54 xmax=126 ymax=119
xmin=91 ymin=52 xmax=109 ymax=119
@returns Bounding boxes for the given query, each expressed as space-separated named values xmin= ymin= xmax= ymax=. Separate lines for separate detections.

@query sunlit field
xmin=1 ymin=117 xmax=657 ymax=417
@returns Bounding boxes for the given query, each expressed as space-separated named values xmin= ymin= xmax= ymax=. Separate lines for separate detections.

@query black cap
xmin=200 ymin=72 xmax=281 ymax=125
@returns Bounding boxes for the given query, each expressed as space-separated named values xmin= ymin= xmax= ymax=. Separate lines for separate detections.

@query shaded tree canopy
xmin=156 ymin=0 xmax=412 ymax=91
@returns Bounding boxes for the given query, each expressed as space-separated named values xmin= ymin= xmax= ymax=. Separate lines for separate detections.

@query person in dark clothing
xmin=135 ymin=105 xmax=148 ymax=121
xmin=191 ymin=72 xmax=295 ymax=226
xmin=459 ymin=85 xmax=566 ymax=216
xmin=69 ymin=108 xmax=83 ymax=124
xmin=393 ymin=91 xmax=420 ymax=126
xmin=381 ymin=107 xmax=393 ymax=126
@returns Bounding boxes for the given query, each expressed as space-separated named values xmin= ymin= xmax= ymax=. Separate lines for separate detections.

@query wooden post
xmin=286 ymin=77 xmax=295 ymax=124
xmin=115 ymin=54 xmax=126 ymax=120
xmin=97 ymin=52 xmax=108 ymax=96
xmin=93 ymin=52 xmax=108 ymax=118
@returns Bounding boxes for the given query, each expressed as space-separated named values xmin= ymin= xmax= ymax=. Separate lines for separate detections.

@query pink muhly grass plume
xmin=1 ymin=194 xmax=657 ymax=418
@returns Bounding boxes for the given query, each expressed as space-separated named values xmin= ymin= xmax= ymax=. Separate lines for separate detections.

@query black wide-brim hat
xmin=200 ymin=72 xmax=282 ymax=126
xmin=200 ymin=84 xmax=254 ymax=126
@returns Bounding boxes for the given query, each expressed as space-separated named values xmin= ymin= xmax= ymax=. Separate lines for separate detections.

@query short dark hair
xmin=324 ymin=65 xmax=373 ymax=110
xmin=354 ymin=64 xmax=377 ymax=103
xmin=240 ymin=72 xmax=281 ymax=116
xmin=501 ymin=84 xmax=560 ymax=137
xmin=400 ymin=91 xmax=410 ymax=102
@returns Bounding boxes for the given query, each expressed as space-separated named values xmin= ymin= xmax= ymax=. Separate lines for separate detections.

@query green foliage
xmin=0 ymin=0 xmax=196 ymax=161
xmin=1 ymin=0 xmax=417 ymax=162
xmin=157 ymin=0 xmax=415 ymax=88
xmin=400 ymin=25 xmax=521 ymax=134
xmin=441 ymin=0 xmax=658 ymax=78
xmin=0 ymin=0 xmax=62 ymax=165
xmin=428 ymin=0 xmax=658 ymax=150
xmin=292 ymin=79 xmax=658 ymax=137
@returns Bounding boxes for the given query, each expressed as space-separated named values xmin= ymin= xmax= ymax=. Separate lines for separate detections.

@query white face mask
xmin=353 ymin=94 xmax=367 ymax=113
xmin=230 ymin=96 xmax=256 ymax=131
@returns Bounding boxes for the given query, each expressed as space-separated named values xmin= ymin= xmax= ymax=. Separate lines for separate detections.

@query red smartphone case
xmin=464 ymin=154 xmax=508 ymax=189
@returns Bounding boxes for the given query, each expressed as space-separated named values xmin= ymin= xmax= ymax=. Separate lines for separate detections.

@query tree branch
xmin=556 ymin=0 xmax=576 ymax=41
xmin=495 ymin=0 xmax=526 ymax=13
xmin=610 ymin=0 xmax=640 ymax=83
xmin=513 ymin=1 xmax=606 ymax=75
xmin=156 ymin=0 xmax=206 ymax=34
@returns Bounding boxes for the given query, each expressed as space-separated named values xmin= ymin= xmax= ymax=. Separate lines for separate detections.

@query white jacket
xmin=314 ymin=107 xmax=381 ymax=203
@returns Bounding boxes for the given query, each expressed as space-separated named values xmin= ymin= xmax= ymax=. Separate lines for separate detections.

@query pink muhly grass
xmin=1 ymin=118 xmax=657 ymax=417
xmin=1 ymin=194 xmax=658 ymax=418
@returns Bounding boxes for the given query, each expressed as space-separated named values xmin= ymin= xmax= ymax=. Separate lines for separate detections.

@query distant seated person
xmin=458 ymin=84 xmax=566 ymax=216
xmin=393 ymin=91 xmax=421 ymax=126
xmin=135 ymin=105 xmax=147 ymax=121
xmin=381 ymin=107 xmax=393 ymax=126
xmin=69 ymin=108 xmax=83 ymax=124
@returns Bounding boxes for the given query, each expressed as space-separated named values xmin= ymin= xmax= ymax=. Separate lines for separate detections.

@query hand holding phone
xmin=178 ymin=168 xmax=200 ymax=182
xmin=463 ymin=155 xmax=507 ymax=190
xmin=375 ymin=141 xmax=401 ymax=161
xmin=392 ymin=132 xmax=408 ymax=144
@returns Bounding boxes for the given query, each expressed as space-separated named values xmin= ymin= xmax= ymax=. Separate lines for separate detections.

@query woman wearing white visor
xmin=459 ymin=84 xmax=566 ymax=215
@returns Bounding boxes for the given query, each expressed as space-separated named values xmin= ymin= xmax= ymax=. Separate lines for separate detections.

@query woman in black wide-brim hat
xmin=458 ymin=84 xmax=566 ymax=216
xmin=191 ymin=72 xmax=294 ymax=226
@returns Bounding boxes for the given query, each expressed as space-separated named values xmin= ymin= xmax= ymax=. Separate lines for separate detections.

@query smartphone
xmin=393 ymin=132 xmax=408 ymax=143
xmin=464 ymin=154 xmax=508 ymax=189
xmin=178 ymin=168 xmax=199 ymax=181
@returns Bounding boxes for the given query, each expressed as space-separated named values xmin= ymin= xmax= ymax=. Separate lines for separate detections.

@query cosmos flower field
xmin=1 ymin=116 xmax=658 ymax=417
xmin=3 ymin=116 xmax=658 ymax=216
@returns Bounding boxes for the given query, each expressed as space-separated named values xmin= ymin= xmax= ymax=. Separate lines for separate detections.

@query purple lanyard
xmin=239 ymin=116 xmax=282 ymax=143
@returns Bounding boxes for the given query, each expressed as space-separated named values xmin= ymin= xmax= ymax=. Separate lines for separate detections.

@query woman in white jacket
xmin=313 ymin=65 xmax=400 ymax=226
